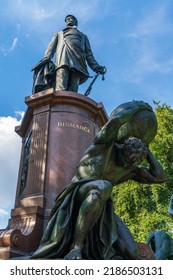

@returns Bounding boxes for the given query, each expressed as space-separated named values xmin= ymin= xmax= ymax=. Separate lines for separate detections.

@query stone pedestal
xmin=0 ymin=89 xmax=108 ymax=259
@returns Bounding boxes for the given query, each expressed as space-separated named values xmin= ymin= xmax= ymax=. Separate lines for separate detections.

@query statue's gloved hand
xmin=95 ymin=66 xmax=106 ymax=74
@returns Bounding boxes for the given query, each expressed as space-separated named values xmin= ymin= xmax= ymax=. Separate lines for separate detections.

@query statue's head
xmin=65 ymin=15 xmax=78 ymax=27
xmin=122 ymin=137 xmax=148 ymax=167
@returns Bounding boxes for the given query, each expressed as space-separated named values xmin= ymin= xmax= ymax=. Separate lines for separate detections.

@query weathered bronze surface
xmin=32 ymin=15 xmax=105 ymax=93
xmin=147 ymin=230 xmax=173 ymax=259
xmin=28 ymin=100 xmax=166 ymax=260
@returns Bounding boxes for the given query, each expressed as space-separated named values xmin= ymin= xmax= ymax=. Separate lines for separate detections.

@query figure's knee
xmin=116 ymin=236 xmax=139 ymax=260
xmin=87 ymin=189 xmax=100 ymax=203
xmin=120 ymin=241 xmax=139 ymax=260
xmin=93 ymin=180 xmax=112 ymax=202
xmin=78 ymin=180 xmax=112 ymax=203
xmin=84 ymin=181 xmax=112 ymax=212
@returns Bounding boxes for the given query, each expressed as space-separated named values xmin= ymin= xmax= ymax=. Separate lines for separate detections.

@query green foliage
xmin=112 ymin=102 xmax=173 ymax=242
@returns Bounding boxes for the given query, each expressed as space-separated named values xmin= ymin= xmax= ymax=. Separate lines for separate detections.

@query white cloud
xmin=136 ymin=4 xmax=172 ymax=37
xmin=0 ymin=37 xmax=18 ymax=56
xmin=0 ymin=208 xmax=9 ymax=229
xmin=9 ymin=38 xmax=18 ymax=52
xmin=0 ymin=113 xmax=24 ymax=229
xmin=123 ymin=3 xmax=173 ymax=83
xmin=0 ymin=113 xmax=23 ymax=215
xmin=0 ymin=208 xmax=8 ymax=217
xmin=5 ymin=1 xmax=56 ymax=21
xmin=3 ymin=0 xmax=102 ymax=29
xmin=0 ymin=0 xmax=104 ymax=54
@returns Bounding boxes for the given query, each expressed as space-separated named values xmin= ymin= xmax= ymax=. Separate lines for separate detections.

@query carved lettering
xmin=57 ymin=122 xmax=91 ymax=134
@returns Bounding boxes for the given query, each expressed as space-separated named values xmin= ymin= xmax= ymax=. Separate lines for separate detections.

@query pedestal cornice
xmin=16 ymin=89 xmax=108 ymax=138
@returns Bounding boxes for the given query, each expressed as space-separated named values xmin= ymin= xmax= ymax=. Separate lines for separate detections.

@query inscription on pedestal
xmin=57 ymin=121 xmax=91 ymax=134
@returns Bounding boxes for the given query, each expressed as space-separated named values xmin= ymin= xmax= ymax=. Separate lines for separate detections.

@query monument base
xmin=0 ymin=206 xmax=44 ymax=259
xmin=0 ymin=89 xmax=108 ymax=259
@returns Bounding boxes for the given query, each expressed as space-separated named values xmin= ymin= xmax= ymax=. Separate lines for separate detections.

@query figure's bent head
xmin=122 ymin=137 xmax=147 ymax=167
xmin=65 ymin=15 xmax=78 ymax=27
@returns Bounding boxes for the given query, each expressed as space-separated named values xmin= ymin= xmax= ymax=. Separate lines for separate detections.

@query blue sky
xmin=1 ymin=0 xmax=173 ymax=229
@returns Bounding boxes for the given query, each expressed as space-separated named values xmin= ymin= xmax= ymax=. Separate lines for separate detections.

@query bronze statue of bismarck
xmin=32 ymin=15 xmax=105 ymax=93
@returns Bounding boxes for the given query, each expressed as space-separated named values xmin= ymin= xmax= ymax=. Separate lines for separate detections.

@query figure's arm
xmin=31 ymin=33 xmax=58 ymax=71
xmin=85 ymin=36 xmax=103 ymax=72
xmin=44 ymin=32 xmax=58 ymax=59
xmin=132 ymin=149 xmax=166 ymax=184
xmin=94 ymin=101 xmax=153 ymax=145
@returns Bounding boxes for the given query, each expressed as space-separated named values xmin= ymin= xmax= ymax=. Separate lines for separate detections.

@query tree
xmin=112 ymin=102 xmax=173 ymax=242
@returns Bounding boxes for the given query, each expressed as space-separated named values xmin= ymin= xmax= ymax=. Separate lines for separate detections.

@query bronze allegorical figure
xmin=28 ymin=100 xmax=166 ymax=260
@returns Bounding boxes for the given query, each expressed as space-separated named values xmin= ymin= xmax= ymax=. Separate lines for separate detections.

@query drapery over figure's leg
xmin=64 ymin=180 xmax=112 ymax=260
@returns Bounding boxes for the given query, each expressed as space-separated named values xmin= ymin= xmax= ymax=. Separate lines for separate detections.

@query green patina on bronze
xmin=147 ymin=231 xmax=173 ymax=260
xmin=27 ymin=100 xmax=165 ymax=260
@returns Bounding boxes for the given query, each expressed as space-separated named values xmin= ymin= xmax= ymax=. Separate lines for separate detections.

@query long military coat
xmin=44 ymin=27 xmax=100 ymax=84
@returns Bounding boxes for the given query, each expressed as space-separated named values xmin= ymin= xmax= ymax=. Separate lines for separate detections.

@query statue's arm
xmin=32 ymin=33 xmax=58 ymax=71
xmin=85 ymin=36 xmax=101 ymax=71
xmin=44 ymin=32 xmax=58 ymax=59
xmin=94 ymin=101 xmax=153 ymax=145
xmin=132 ymin=149 xmax=166 ymax=184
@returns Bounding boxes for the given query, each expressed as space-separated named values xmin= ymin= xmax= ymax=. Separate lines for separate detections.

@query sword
xmin=84 ymin=67 xmax=106 ymax=96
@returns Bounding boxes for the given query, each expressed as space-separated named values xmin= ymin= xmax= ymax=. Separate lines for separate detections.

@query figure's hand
xmin=95 ymin=65 xmax=106 ymax=74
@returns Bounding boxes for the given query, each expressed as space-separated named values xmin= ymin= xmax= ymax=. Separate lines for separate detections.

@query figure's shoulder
xmin=55 ymin=31 xmax=61 ymax=36
xmin=54 ymin=30 xmax=63 ymax=35
xmin=84 ymin=143 xmax=109 ymax=158
xmin=52 ymin=31 xmax=64 ymax=41
xmin=50 ymin=31 xmax=59 ymax=39
xmin=77 ymin=29 xmax=87 ymax=39
xmin=83 ymin=33 xmax=89 ymax=41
